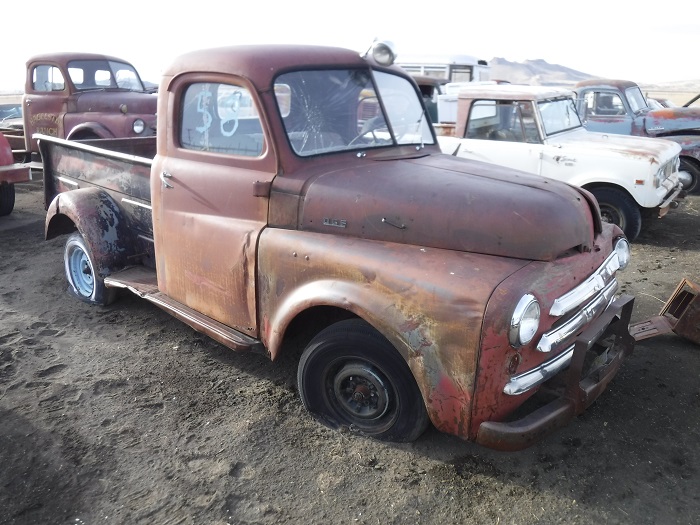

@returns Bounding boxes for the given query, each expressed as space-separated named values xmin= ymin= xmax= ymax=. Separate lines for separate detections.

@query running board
xmin=104 ymin=266 xmax=265 ymax=354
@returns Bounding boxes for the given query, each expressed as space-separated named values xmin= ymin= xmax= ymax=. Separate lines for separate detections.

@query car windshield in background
xmin=67 ymin=60 xmax=145 ymax=91
xmin=538 ymin=97 xmax=582 ymax=136
xmin=274 ymin=68 xmax=434 ymax=157
xmin=0 ymin=103 xmax=22 ymax=125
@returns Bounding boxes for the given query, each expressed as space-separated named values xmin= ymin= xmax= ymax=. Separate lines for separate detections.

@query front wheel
xmin=590 ymin=187 xmax=642 ymax=241
xmin=64 ymin=232 xmax=117 ymax=305
xmin=679 ymin=158 xmax=700 ymax=194
xmin=0 ymin=183 xmax=15 ymax=216
xmin=297 ymin=319 xmax=429 ymax=442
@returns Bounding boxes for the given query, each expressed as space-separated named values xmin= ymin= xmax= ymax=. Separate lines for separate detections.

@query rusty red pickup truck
xmin=3 ymin=51 xmax=156 ymax=162
xmin=38 ymin=42 xmax=635 ymax=451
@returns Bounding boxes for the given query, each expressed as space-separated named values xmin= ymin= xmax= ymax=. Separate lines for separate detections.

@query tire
xmin=0 ymin=183 xmax=15 ymax=216
xmin=297 ymin=319 xmax=429 ymax=442
xmin=590 ymin=187 xmax=642 ymax=241
xmin=64 ymin=232 xmax=117 ymax=306
xmin=679 ymin=158 xmax=700 ymax=194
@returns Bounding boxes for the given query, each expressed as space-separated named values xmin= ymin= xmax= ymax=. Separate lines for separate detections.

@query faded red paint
xmin=39 ymin=45 xmax=636 ymax=449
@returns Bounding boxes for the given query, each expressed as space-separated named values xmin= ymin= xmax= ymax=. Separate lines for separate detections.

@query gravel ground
xmin=1 ymin=181 xmax=699 ymax=525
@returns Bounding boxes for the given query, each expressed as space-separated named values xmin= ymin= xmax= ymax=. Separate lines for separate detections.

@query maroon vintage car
xmin=38 ymin=42 xmax=635 ymax=451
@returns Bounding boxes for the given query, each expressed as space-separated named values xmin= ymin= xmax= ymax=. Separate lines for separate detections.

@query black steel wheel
xmin=591 ymin=187 xmax=642 ymax=241
xmin=297 ymin=319 xmax=429 ymax=442
xmin=679 ymin=158 xmax=700 ymax=194
xmin=0 ymin=183 xmax=15 ymax=216
xmin=64 ymin=232 xmax=116 ymax=306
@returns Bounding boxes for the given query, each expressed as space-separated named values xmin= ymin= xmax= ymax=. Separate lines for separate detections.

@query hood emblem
xmin=323 ymin=218 xmax=347 ymax=228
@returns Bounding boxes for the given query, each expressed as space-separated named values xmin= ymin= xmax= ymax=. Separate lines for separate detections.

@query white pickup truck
xmin=435 ymin=84 xmax=684 ymax=241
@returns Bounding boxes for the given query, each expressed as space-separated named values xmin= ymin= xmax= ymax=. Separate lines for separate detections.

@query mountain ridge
xmin=489 ymin=57 xmax=700 ymax=91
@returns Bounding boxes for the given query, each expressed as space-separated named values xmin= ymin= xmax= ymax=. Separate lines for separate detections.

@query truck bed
xmin=39 ymin=134 xmax=156 ymax=209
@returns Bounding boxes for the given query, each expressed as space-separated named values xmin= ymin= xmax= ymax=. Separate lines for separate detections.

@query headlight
xmin=614 ymin=237 xmax=631 ymax=270
xmin=370 ymin=40 xmax=397 ymax=66
xmin=132 ymin=119 xmax=146 ymax=134
xmin=509 ymin=294 xmax=540 ymax=347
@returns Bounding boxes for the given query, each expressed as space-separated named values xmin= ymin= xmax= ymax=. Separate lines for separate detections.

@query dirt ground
xmin=1 ymin=180 xmax=699 ymax=525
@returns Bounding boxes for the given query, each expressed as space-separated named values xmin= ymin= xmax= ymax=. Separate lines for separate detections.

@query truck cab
xmin=21 ymin=52 xmax=157 ymax=158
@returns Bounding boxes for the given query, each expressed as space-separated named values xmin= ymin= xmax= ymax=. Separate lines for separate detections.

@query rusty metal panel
xmin=257 ymin=227 xmax=531 ymax=440
xmin=294 ymin=153 xmax=597 ymax=263
xmin=630 ymin=279 xmax=700 ymax=345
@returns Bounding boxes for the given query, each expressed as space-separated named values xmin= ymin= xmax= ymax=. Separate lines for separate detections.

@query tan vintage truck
xmin=38 ymin=42 xmax=635 ymax=451
xmin=434 ymin=83 xmax=684 ymax=241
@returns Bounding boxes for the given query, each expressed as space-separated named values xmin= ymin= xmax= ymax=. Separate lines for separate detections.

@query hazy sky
xmin=2 ymin=0 xmax=699 ymax=92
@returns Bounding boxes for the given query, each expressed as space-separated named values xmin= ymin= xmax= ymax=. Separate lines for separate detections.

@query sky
xmin=2 ymin=0 xmax=700 ymax=92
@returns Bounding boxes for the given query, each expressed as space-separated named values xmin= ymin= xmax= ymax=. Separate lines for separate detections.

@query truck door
xmin=579 ymin=90 xmax=634 ymax=135
xmin=23 ymin=63 xmax=67 ymax=152
xmin=457 ymin=99 xmax=542 ymax=174
xmin=151 ymin=79 xmax=277 ymax=338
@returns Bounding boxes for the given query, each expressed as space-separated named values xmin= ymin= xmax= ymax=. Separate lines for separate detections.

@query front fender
xmin=45 ymin=187 xmax=135 ymax=277
xmin=257 ymin=228 xmax=529 ymax=440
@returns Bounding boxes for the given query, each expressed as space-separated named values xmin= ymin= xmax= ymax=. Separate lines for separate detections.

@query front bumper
xmin=658 ymin=182 xmax=685 ymax=218
xmin=475 ymin=293 xmax=635 ymax=451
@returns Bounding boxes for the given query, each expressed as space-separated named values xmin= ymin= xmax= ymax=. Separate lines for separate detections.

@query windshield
xmin=67 ymin=59 xmax=145 ymax=91
xmin=274 ymin=69 xmax=433 ymax=156
xmin=626 ymin=86 xmax=648 ymax=113
xmin=537 ymin=97 xmax=582 ymax=136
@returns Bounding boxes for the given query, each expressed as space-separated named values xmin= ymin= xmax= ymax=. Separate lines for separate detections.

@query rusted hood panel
xmin=555 ymin=128 xmax=680 ymax=160
xmin=645 ymin=107 xmax=700 ymax=136
xmin=298 ymin=154 xmax=595 ymax=261
xmin=74 ymin=91 xmax=157 ymax=115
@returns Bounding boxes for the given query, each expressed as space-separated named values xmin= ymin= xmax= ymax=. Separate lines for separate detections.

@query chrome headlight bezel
xmin=509 ymin=293 xmax=541 ymax=347
xmin=614 ymin=236 xmax=631 ymax=271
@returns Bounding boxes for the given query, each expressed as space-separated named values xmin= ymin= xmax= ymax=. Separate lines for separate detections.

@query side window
xmin=590 ymin=91 xmax=625 ymax=116
xmin=466 ymin=100 xmax=497 ymax=139
xmin=180 ymin=82 xmax=264 ymax=157
xmin=32 ymin=65 xmax=65 ymax=92
xmin=466 ymin=100 xmax=536 ymax=143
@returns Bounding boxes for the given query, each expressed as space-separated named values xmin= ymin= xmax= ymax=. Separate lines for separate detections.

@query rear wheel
xmin=297 ymin=319 xmax=429 ymax=442
xmin=0 ymin=183 xmax=15 ymax=216
xmin=590 ymin=187 xmax=642 ymax=241
xmin=679 ymin=158 xmax=700 ymax=194
xmin=64 ymin=232 xmax=117 ymax=305
xmin=0 ymin=184 xmax=15 ymax=217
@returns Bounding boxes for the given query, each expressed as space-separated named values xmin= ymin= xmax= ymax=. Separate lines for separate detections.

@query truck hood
xmin=74 ymin=91 xmax=158 ymax=115
xmin=298 ymin=154 xmax=598 ymax=262
xmin=554 ymin=127 xmax=681 ymax=161
xmin=644 ymin=107 xmax=700 ymax=136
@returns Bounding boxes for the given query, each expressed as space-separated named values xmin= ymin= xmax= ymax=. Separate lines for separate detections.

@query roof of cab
xmin=454 ymin=83 xmax=575 ymax=101
xmin=163 ymin=45 xmax=371 ymax=88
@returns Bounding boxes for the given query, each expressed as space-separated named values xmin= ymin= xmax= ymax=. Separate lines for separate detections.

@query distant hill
xmin=488 ymin=57 xmax=596 ymax=87
xmin=488 ymin=57 xmax=700 ymax=94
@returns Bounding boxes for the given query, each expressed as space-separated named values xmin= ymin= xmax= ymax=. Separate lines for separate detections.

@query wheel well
xmin=277 ymin=306 xmax=360 ymax=359
xmin=680 ymin=155 xmax=700 ymax=172
xmin=582 ymin=182 xmax=636 ymax=203
xmin=46 ymin=213 xmax=77 ymax=239
xmin=68 ymin=130 xmax=101 ymax=140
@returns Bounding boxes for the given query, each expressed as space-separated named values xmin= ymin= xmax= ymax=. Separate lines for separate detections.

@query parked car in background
xmin=435 ymin=83 xmax=684 ymax=241
xmin=574 ymin=79 xmax=700 ymax=194
xmin=0 ymin=102 xmax=23 ymax=130
xmin=9 ymin=52 xmax=157 ymax=161
xmin=647 ymin=96 xmax=677 ymax=108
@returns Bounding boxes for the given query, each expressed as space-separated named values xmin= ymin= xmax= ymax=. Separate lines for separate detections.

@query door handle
xmin=160 ymin=171 xmax=173 ymax=189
